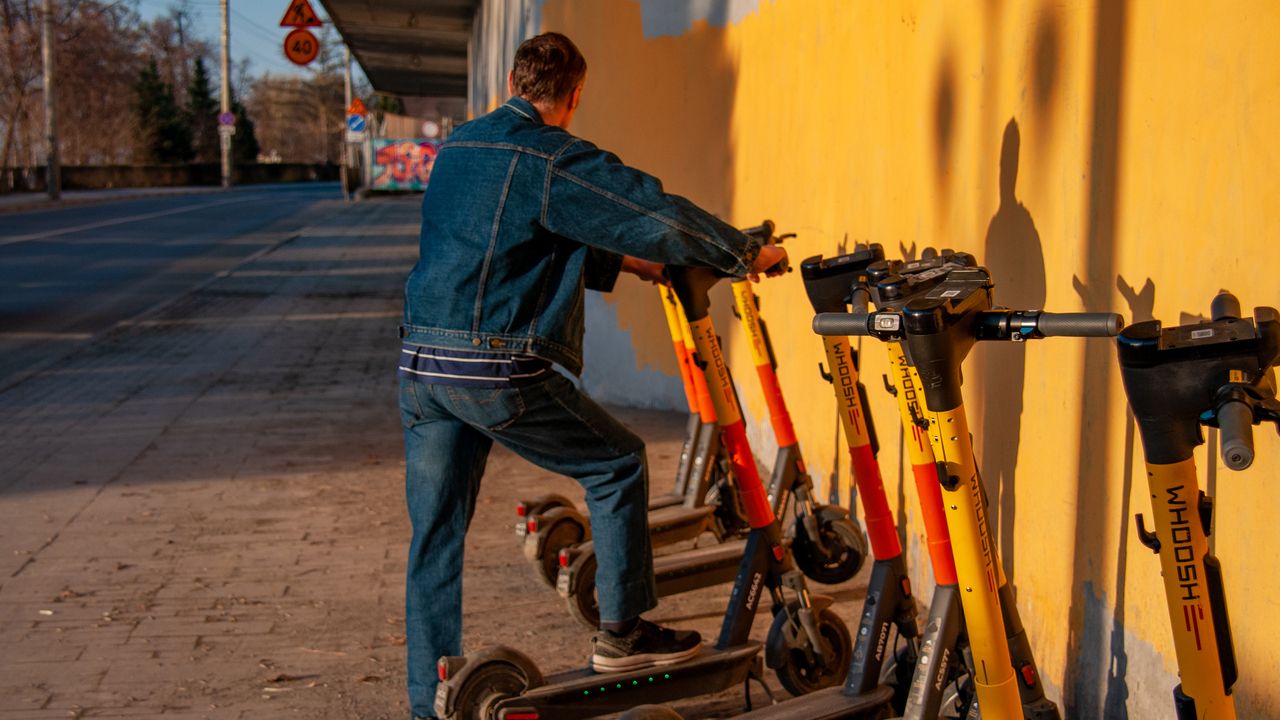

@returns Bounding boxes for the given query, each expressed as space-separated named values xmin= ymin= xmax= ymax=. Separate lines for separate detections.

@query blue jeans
xmin=398 ymin=374 xmax=658 ymax=718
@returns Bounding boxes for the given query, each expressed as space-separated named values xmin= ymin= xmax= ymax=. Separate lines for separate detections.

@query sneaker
xmin=591 ymin=619 xmax=702 ymax=672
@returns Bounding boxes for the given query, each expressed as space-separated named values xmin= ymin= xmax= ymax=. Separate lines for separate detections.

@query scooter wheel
xmin=534 ymin=519 xmax=585 ymax=587
xmin=618 ymin=705 xmax=685 ymax=720
xmin=447 ymin=662 xmax=529 ymax=720
xmin=768 ymin=606 xmax=854 ymax=696
xmin=793 ymin=513 xmax=867 ymax=585
xmin=564 ymin=553 xmax=600 ymax=630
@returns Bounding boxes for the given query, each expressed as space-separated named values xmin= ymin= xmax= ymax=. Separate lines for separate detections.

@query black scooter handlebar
xmin=1217 ymin=400 xmax=1256 ymax=470
xmin=814 ymin=309 xmax=1123 ymax=341
xmin=1036 ymin=312 xmax=1125 ymax=338
xmin=812 ymin=312 xmax=872 ymax=337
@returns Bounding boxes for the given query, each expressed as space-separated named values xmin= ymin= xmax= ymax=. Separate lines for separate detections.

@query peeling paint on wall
xmin=579 ymin=291 xmax=687 ymax=411
xmin=635 ymin=0 xmax=770 ymax=38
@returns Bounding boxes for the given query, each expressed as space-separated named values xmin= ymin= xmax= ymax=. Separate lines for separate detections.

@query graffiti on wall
xmin=371 ymin=139 xmax=442 ymax=190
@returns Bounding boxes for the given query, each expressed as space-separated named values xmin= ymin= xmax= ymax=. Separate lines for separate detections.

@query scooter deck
xmin=731 ymin=683 xmax=894 ymax=720
xmin=496 ymin=643 xmax=762 ymax=720
xmin=653 ymin=538 xmax=748 ymax=597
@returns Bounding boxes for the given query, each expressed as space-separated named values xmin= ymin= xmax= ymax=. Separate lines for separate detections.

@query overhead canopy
xmin=317 ymin=0 xmax=477 ymax=98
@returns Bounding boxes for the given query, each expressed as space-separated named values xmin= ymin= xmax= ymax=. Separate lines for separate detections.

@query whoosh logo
xmin=830 ymin=341 xmax=864 ymax=438
xmin=1165 ymin=484 xmax=1206 ymax=650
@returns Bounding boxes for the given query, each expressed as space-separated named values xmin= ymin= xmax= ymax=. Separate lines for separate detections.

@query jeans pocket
xmin=399 ymin=379 xmax=426 ymax=429
xmin=445 ymin=386 xmax=526 ymax=431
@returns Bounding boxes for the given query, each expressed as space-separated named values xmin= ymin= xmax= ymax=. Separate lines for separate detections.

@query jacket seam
xmin=473 ymin=153 xmax=522 ymax=334
xmin=549 ymin=167 xmax=736 ymax=259
xmin=400 ymin=327 xmax=582 ymax=363
xmin=443 ymin=141 xmax=554 ymax=161
xmin=541 ymin=138 xmax=578 ymax=226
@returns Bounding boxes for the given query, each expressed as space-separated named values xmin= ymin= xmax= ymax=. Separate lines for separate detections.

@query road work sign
xmin=347 ymin=98 xmax=367 ymax=116
xmin=279 ymin=0 xmax=322 ymax=27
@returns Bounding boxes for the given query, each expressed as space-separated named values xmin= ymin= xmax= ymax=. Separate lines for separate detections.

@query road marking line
xmin=0 ymin=195 xmax=260 ymax=246
xmin=0 ymin=332 xmax=95 ymax=340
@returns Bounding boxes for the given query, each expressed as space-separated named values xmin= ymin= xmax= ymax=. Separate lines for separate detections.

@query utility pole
xmin=219 ymin=0 xmax=232 ymax=189
xmin=343 ymin=45 xmax=353 ymax=200
xmin=40 ymin=0 xmax=59 ymax=200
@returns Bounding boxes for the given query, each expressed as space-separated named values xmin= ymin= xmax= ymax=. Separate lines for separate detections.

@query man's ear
xmin=568 ymin=85 xmax=583 ymax=111
xmin=507 ymin=70 xmax=515 ymax=97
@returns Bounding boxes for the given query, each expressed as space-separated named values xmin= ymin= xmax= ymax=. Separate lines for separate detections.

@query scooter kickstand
xmin=743 ymin=657 xmax=777 ymax=711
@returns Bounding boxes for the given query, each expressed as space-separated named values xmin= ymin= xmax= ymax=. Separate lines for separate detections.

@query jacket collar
xmin=504 ymin=96 xmax=544 ymax=125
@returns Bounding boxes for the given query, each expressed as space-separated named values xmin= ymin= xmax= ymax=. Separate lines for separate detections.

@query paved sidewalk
xmin=0 ymin=196 xmax=872 ymax=719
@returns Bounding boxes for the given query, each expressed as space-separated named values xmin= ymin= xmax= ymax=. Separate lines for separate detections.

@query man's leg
xmin=399 ymin=379 xmax=493 ymax=719
xmin=439 ymin=373 xmax=657 ymax=625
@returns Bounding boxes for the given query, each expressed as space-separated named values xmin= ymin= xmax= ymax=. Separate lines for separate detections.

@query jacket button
xmin=472 ymin=338 xmax=482 ymax=346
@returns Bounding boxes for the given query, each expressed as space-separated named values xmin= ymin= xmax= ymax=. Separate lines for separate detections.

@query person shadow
xmin=980 ymin=119 xmax=1046 ymax=582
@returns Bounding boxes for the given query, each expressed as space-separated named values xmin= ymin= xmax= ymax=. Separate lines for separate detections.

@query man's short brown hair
xmin=510 ymin=32 xmax=587 ymax=106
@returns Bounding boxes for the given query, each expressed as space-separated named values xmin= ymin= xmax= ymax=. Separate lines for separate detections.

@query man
xmin=397 ymin=32 xmax=785 ymax=719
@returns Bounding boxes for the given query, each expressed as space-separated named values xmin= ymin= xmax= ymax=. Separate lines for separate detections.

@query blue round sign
xmin=218 ymin=112 xmax=235 ymax=126
xmin=346 ymin=114 xmax=366 ymax=132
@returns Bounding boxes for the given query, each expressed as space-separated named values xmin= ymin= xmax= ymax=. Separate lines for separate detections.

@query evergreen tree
xmin=186 ymin=57 xmax=219 ymax=163
xmin=229 ymin=90 xmax=259 ymax=163
xmin=134 ymin=59 xmax=193 ymax=163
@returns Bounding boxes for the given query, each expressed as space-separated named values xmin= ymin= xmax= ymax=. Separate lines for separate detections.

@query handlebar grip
xmin=1036 ymin=312 xmax=1124 ymax=337
xmin=1211 ymin=292 xmax=1242 ymax=321
xmin=813 ymin=312 xmax=871 ymax=337
xmin=1218 ymin=400 xmax=1255 ymax=471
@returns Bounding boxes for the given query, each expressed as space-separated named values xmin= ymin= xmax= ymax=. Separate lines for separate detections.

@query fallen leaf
xmin=358 ymin=676 xmax=381 ymax=683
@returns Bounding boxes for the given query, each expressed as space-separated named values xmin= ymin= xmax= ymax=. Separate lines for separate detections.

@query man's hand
xmin=620 ymin=256 xmax=669 ymax=286
xmin=747 ymin=245 xmax=788 ymax=282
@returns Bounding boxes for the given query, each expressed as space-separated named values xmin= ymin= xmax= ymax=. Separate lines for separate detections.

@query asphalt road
xmin=0 ymin=183 xmax=350 ymax=390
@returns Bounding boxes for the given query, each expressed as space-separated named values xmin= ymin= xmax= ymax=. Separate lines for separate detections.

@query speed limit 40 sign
xmin=284 ymin=28 xmax=319 ymax=66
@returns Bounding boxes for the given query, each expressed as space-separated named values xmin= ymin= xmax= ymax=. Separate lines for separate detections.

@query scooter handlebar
xmin=1218 ymin=400 xmax=1256 ymax=471
xmin=1035 ymin=312 xmax=1125 ymax=338
xmin=812 ymin=312 xmax=872 ymax=337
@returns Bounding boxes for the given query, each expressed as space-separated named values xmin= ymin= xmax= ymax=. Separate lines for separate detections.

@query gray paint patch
xmin=1074 ymin=581 xmax=1177 ymax=719
xmin=637 ymin=0 xmax=770 ymax=38
xmin=578 ymin=291 xmax=687 ymax=410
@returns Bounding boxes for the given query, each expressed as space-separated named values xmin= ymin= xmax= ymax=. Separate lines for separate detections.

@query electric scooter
xmin=434 ymin=245 xmax=862 ymax=720
xmin=813 ymin=265 xmax=1119 ymax=719
xmin=517 ymin=286 xmax=738 ymax=587
xmin=801 ymin=246 xmax=981 ymax=720
xmin=1116 ymin=292 xmax=1279 ymax=720
xmin=557 ymin=232 xmax=867 ymax=631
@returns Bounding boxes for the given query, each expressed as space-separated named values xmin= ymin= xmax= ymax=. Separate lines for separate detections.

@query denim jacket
xmin=401 ymin=96 xmax=761 ymax=376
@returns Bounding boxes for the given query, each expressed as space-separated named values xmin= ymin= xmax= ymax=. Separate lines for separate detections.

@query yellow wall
xmin=537 ymin=0 xmax=1280 ymax=715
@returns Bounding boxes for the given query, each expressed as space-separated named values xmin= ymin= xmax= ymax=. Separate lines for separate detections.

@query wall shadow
xmin=1063 ymin=1 xmax=1128 ymax=716
xmin=980 ymin=119 xmax=1046 ymax=582
xmin=1096 ymin=275 xmax=1155 ymax=719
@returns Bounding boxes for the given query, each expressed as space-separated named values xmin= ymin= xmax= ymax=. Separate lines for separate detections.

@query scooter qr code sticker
xmin=1191 ymin=329 xmax=1214 ymax=339
xmin=940 ymin=289 xmax=962 ymax=297
xmin=556 ymin=572 xmax=570 ymax=594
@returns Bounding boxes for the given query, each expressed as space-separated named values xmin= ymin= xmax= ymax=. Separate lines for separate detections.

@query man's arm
xmin=543 ymin=139 xmax=761 ymax=276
